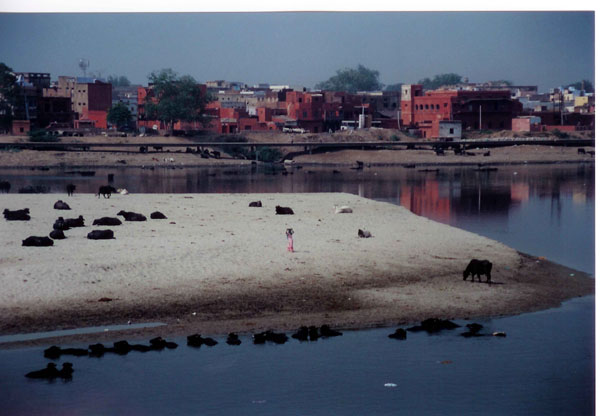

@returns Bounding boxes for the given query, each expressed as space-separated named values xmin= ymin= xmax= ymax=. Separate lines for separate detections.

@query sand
xmin=0 ymin=193 xmax=593 ymax=347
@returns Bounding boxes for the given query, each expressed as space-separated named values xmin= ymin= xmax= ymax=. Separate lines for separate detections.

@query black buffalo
xmin=463 ymin=259 xmax=493 ymax=283
xmin=49 ymin=229 xmax=66 ymax=240
xmin=66 ymin=184 xmax=76 ymax=196
xmin=0 ymin=180 xmax=10 ymax=193
xmin=64 ymin=215 xmax=85 ymax=228
xmin=150 ymin=211 xmax=167 ymax=219
xmin=53 ymin=217 xmax=70 ymax=231
xmin=275 ymin=205 xmax=294 ymax=215
xmin=22 ymin=236 xmax=54 ymax=246
xmin=87 ymin=229 xmax=115 ymax=240
xmin=25 ymin=363 xmax=59 ymax=379
xmin=53 ymin=200 xmax=71 ymax=210
xmin=97 ymin=185 xmax=117 ymax=198
xmin=117 ymin=210 xmax=147 ymax=221
xmin=93 ymin=217 xmax=122 ymax=226
xmin=3 ymin=208 xmax=30 ymax=221
xmin=249 ymin=201 xmax=262 ymax=207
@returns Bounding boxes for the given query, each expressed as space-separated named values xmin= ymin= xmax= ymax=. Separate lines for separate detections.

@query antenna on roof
xmin=78 ymin=59 xmax=90 ymax=77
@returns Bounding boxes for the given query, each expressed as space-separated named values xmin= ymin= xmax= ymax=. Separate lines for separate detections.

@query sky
xmin=0 ymin=11 xmax=595 ymax=92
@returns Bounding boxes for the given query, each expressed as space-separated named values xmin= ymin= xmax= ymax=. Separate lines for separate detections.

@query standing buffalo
xmin=463 ymin=259 xmax=493 ymax=283
xmin=97 ymin=186 xmax=117 ymax=198
xmin=66 ymin=184 xmax=76 ymax=196
xmin=0 ymin=181 xmax=10 ymax=193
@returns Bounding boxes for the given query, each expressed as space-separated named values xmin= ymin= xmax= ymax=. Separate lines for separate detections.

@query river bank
xmin=0 ymin=193 xmax=593 ymax=348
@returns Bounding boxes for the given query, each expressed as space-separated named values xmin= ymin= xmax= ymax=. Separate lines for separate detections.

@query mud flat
xmin=0 ymin=193 xmax=593 ymax=347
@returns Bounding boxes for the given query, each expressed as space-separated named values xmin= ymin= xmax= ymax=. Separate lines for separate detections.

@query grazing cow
xmin=358 ymin=229 xmax=372 ymax=238
xmin=248 ymin=201 xmax=262 ymax=207
xmin=97 ymin=185 xmax=117 ymax=198
xmin=49 ymin=229 xmax=66 ymax=240
xmin=66 ymin=184 xmax=76 ymax=196
xmin=92 ymin=217 xmax=122 ymax=226
xmin=3 ymin=208 xmax=30 ymax=221
xmin=0 ymin=180 xmax=10 ymax=193
xmin=275 ymin=205 xmax=294 ymax=215
xmin=150 ymin=211 xmax=167 ymax=219
xmin=22 ymin=236 xmax=54 ymax=246
xmin=25 ymin=363 xmax=59 ymax=379
xmin=53 ymin=200 xmax=71 ymax=210
xmin=117 ymin=210 xmax=147 ymax=221
xmin=87 ymin=229 xmax=115 ymax=240
xmin=463 ymin=259 xmax=493 ymax=283
xmin=64 ymin=215 xmax=85 ymax=228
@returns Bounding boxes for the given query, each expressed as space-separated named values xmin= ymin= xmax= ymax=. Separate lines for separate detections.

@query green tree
xmin=108 ymin=75 xmax=131 ymax=87
xmin=564 ymin=80 xmax=594 ymax=93
xmin=144 ymin=68 xmax=212 ymax=132
xmin=0 ymin=62 xmax=18 ymax=133
xmin=315 ymin=64 xmax=383 ymax=93
xmin=107 ymin=102 xmax=133 ymax=129
xmin=418 ymin=73 xmax=463 ymax=90
xmin=385 ymin=83 xmax=403 ymax=92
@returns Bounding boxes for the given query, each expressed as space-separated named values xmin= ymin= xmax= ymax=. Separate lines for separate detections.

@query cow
xmin=64 ymin=215 xmax=85 ymax=228
xmin=117 ymin=210 xmax=147 ymax=221
xmin=97 ymin=185 xmax=117 ymax=198
xmin=87 ymin=229 xmax=115 ymax=240
xmin=0 ymin=180 xmax=10 ymax=193
xmin=150 ymin=211 xmax=167 ymax=219
xmin=92 ymin=217 xmax=122 ymax=226
xmin=3 ymin=208 xmax=30 ymax=221
xmin=66 ymin=184 xmax=76 ymax=196
xmin=463 ymin=259 xmax=493 ymax=283
xmin=275 ymin=205 xmax=294 ymax=215
xmin=53 ymin=200 xmax=71 ymax=210
xmin=249 ymin=201 xmax=262 ymax=207
xmin=22 ymin=236 xmax=54 ymax=246
xmin=49 ymin=229 xmax=66 ymax=240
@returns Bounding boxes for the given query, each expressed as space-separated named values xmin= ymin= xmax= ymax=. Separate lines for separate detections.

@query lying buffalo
xmin=249 ymin=201 xmax=262 ymax=207
xmin=150 ymin=211 xmax=167 ymax=219
xmin=49 ymin=229 xmax=66 ymax=240
xmin=117 ymin=210 xmax=147 ymax=221
xmin=97 ymin=185 xmax=117 ymax=198
xmin=463 ymin=259 xmax=493 ymax=283
xmin=53 ymin=200 xmax=71 ymax=210
xmin=53 ymin=217 xmax=70 ymax=231
xmin=64 ymin=215 xmax=85 ymax=228
xmin=3 ymin=208 xmax=30 ymax=221
xmin=92 ymin=217 xmax=122 ymax=226
xmin=87 ymin=230 xmax=114 ymax=240
xmin=275 ymin=205 xmax=294 ymax=215
xmin=22 ymin=236 xmax=54 ymax=246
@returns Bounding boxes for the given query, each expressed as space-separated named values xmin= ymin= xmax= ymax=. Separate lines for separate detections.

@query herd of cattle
xmin=3 ymin=185 xmax=168 ymax=247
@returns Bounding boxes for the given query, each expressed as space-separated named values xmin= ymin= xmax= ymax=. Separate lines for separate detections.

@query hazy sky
xmin=0 ymin=12 xmax=594 ymax=92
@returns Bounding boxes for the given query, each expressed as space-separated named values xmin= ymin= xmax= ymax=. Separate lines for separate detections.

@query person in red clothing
xmin=286 ymin=228 xmax=294 ymax=252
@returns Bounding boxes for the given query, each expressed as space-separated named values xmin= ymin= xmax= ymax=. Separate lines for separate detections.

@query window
xmin=425 ymin=104 xmax=429 ymax=110
xmin=449 ymin=128 xmax=454 ymax=134
xmin=303 ymin=111 xmax=307 ymax=118
xmin=436 ymin=104 xmax=440 ymax=110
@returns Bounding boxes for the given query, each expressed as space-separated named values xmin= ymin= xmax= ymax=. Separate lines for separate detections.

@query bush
xmin=551 ymin=129 xmax=569 ymax=139
xmin=28 ymin=129 xmax=60 ymax=142
xmin=256 ymin=146 xmax=282 ymax=163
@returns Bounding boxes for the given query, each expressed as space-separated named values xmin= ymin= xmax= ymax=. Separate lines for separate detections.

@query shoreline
xmin=0 ymin=193 xmax=593 ymax=349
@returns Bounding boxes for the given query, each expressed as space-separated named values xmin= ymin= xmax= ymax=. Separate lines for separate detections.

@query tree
xmin=315 ymin=64 xmax=383 ymax=93
xmin=107 ymin=102 xmax=133 ymax=129
xmin=0 ymin=62 xmax=18 ymax=133
xmin=564 ymin=80 xmax=594 ymax=93
xmin=385 ymin=83 xmax=403 ymax=92
xmin=418 ymin=73 xmax=463 ymax=90
xmin=144 ymin=68 xmax=212 ymax=132
xmin=108 ymin=75 xmax=131 ymax=87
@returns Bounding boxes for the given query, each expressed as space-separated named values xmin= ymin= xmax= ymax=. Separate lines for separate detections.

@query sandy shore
xmin=0 ymin=193 xmax=593 ymax=348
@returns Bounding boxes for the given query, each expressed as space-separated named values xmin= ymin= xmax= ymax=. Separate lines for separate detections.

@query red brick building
xmin=401 ymin=84 xmax=523 ymax=138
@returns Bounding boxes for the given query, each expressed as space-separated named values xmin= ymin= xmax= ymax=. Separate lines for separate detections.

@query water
xmin=0 ymin=163 xmax=594 ymax=414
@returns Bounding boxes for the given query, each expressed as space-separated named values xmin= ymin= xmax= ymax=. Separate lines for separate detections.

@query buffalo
xmin=93 ymin=217 xmax=122 ymax=226
xmin=53 ymin=217 xmax=70 ymax=231
xmin=97 ymin=185 xmax=117 ymax=198
xmin=3 ymin=208 xmax=30 ymax=221
xmin=49 ymin=229 xmax=66 ymax=240
xmin=22 ymin=236 xmax=54 ymax=246
xmin=64 ymin=215 xmax=85 ymax=228
xmin=25 ymin=363 xmax=59 ymax=379
xmin=249 ymin=201 xmax=262 ymax=207
xmin=0 ymin=180 xmax=10 ymax=193
xmin=117 ymin=210 xmax=147 ymax=221
xmin=463 ymin=259 xmax=493 ymax=283
xmin=87 ymin=229 xmax=115 ymax=240
xmin=150 ymin=211 xmax=167 ymax=219
xmin=53 ymin=200 xmax=71 ymax=210
xmin=66 ymin=184 xmax=76 ymax=196
xmin=275 ymin=205 xmax=294 ymax=215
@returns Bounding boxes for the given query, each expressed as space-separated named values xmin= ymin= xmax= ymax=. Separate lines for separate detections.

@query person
xmin=286 ymin=228 xmax=294 ymax=252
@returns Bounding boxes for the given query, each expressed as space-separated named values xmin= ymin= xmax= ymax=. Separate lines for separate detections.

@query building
xmin=401 ymin=84 xmax=522 ymax=138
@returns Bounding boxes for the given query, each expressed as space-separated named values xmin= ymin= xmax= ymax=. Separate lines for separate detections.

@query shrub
xmin=256 ymin=146 xmax=282 ymax=163
xmin=28 ymin=129 xmax=60 ymax=142
xmin=551 ymin=129 xmax=569 ymax=139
